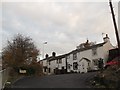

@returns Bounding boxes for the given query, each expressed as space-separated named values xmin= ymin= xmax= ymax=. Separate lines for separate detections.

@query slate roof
xmin=41 ymin=42 xmax=106 ymax=62
xmin=79 ymin=57 xmax=91 ymax=62
xmin=68 ymin=42 xmax=106 ymax=54
xmin=42 ymin=54 xmax=67 ymax=61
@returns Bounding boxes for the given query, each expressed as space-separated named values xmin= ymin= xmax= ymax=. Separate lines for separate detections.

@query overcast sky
xmin=1 ymin=0 xmax=119 ymax=59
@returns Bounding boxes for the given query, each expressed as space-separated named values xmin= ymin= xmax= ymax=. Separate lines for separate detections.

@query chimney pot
xmin=52 ymin=52 xmax=56 ymax=57
xmin=45 ymin=54 xmax=49 ymax=58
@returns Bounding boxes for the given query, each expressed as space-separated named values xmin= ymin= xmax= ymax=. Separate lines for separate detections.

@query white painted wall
xmin=42 ymin=59 xmax=47 ymax=67
xmin=48 ymin=60 xmax=56 ymax=74
xmin=47 ymin=57 xmax=67 ymax=75
xmin=42 ymin=59 xmax=48 ymax=74
xmin=67 ymin=54 xmax=73 ymax=72
xmin=78 ymin=49 xmax=93 ymax=71
xmin=102 ymin=42 xmax=114 ymax=63
xmin=41 ymin=41 xmax=114 ymax=75
xmin=79 ymin=59 xmax=90 ymax=73
xmin=66 ymin=54 xmax=72 ymax=72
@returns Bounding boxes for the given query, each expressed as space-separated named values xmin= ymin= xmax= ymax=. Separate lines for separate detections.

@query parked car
xmin=104 ymin=56 xmax=120 ymax=69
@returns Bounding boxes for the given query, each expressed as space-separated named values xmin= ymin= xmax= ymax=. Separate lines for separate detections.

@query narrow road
xmin=12 ymin=72 xmax=97 ymax=88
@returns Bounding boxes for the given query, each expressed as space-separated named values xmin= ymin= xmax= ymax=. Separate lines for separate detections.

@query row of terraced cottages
xmin=40 ymin=34 xmax=115 ymax=75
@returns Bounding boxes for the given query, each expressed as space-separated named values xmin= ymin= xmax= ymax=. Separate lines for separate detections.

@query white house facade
xmin=40 ymin=34 xmax=115 ymax=75
xmin=79 ymin=58 xmax=91 ymax=73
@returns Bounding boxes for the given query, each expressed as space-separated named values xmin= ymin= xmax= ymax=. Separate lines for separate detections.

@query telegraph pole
xmin=109 ymin=0 xmax=120 ymax=57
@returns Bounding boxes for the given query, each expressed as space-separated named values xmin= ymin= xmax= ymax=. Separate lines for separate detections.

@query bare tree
xmin=2 ymin=34 xmax=42 ymax=75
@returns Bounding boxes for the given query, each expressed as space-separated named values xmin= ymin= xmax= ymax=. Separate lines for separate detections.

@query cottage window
xmin=44 ymin=68 xmax=46 ymax=72
xmin=48 ymin=68 xmax=51 ymax=73
xmin=88 ymin=63 xmax=90 ymax=67
xmin=92 ymin=48 xmax=97 ymax=56
xmin=49 ymin=61 xmax=50 ymax=65
xmin=56 ymin=59 xmax=62 ymax=64
xmin=62 ymin=67 xmax=64 ymax=69
xmin=73 ymin=53 xmax=77 ymax=60
xmin=73 ymin=62 xmax=78 ymax=70
xmin=93 ymin=59 xmax=98 ymax=65
xmin=44 ymin=66 xmax=47 ymax=72
xmin=56 ymin=60 xmax=59 ymax=64
xmin=67 ymin=55 xmax=70 ymax=59
xmin=59 ymin=59 xmax=62 ymax=63
xmin=67 ymin=64 xmax=71 ymax=69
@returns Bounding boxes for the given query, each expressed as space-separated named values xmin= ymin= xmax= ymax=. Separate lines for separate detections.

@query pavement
xmin=11 ymin=72 xmax=97 ymax=88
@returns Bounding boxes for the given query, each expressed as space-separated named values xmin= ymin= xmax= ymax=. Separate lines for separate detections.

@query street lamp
xmin=42 ymin=42 xmax=47 ymax=59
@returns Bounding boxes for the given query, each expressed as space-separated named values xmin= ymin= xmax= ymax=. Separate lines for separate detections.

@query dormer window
xmin=59 ymin=59 xmax=62 ymax=63
xmin=73 ymin=53 xmax=77 ymax=60
xmin=56 ymin=59 xmax=62 ymax=64
xmin=67 ymin=55 xmax=70 ymax=59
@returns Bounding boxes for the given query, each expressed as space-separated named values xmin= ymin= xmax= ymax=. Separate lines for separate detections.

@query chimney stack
xmin=52 ymin=52 xmax=56 ymax=57
xmin=45 ymin=54 xmax=49 ymax=58
xmin=103 ymin=34 xmax=110 ymax=43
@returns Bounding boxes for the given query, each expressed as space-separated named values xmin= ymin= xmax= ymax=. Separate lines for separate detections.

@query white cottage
xmin=41 ymin=52 xmax=67 ymax=75
xmin=79 ymin=58 xmax=91 ymax=73
xmin=40 ymin=34 xmax=115 ymax=74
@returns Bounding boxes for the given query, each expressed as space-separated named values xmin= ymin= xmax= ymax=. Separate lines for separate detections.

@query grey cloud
xmin=1 ymin=2 xmax=118 ymax=57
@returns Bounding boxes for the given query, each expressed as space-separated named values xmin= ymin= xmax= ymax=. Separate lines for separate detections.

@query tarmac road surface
xmin=12 ymin=72 xmax=97 ymax=88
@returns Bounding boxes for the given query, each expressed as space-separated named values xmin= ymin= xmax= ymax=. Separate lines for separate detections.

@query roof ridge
xmin=41 ymin=42 xmax=107 ymax=61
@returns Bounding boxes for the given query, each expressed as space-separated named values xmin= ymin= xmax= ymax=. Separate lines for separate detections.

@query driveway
xmin=12 ymin=72 xmax=97 ymax=88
